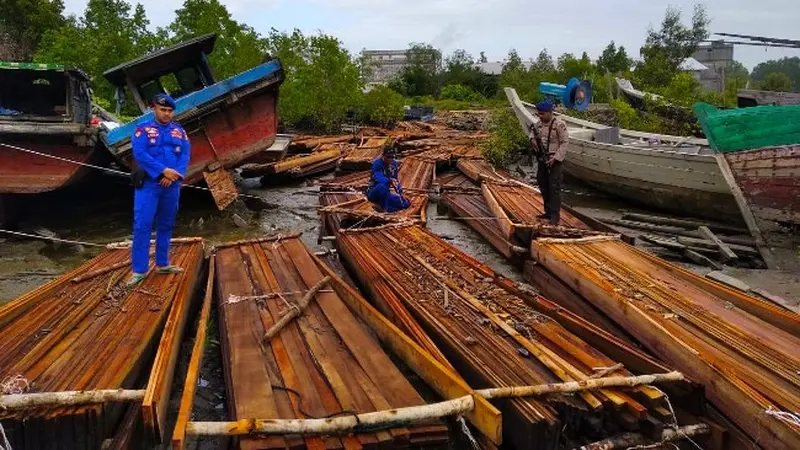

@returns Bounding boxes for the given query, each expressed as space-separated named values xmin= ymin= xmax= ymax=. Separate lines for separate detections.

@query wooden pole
xmin=476 ymin=371 xmax=684 ymax=399
xmin=698 ymin=225 xmax=738 ymax=262
xmin=0 ymin=389 xmax=145 ymax=410
xmin=184 ymin=372 xmax=685 ymax=437
xmin=263 ymin=276 xmax=331 ymax=341
xmin=187 ymin=395 xmax=475 ymax=437
xmin=576 ymin=423 xmax=710 ymax=450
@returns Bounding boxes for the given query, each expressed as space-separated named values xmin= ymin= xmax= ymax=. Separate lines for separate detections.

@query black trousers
xmin=537 ymin=160 xmax=563 ymax=225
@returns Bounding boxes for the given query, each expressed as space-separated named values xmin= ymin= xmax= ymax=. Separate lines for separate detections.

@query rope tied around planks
xmin=184 ymin=371 xmax=685 ymax=437
xmin=263 ymin=276 xmax=331 ymax=341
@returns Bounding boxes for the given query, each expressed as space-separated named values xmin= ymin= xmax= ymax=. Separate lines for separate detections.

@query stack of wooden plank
xmin=289 ymin=135 xmax=354 ymax=153
xmin=320 ymin=156 xmax=435 ymax=193
xmin=436 ymin=172 xmax=479 ymax=192
xmin=456 ymin=158 xmax=514 ymax=183
xmin=319 ymin=193 xmax=427 ymax=236
xmin=337 ymin=223 xmax=702 ymax=450
xmin=530 ymin=236 xmax=800 ymax=450
xmin=213 ymin=235 xmax=449 ymax=449
xmin=0 ymin=238 xmax=204 ymax=448
xmin=339 ymin=138 xmax=390 ymax=171
xmin=241 ymin=144 xmax=344 ymax=180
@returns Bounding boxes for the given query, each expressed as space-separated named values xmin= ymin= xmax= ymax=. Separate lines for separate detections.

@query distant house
xmin=475 ymin=61 xmax=533 ymax=75
xmin=361 ymin=49 xmax=442 ymax=87
xmin=691 ymin=41 xmax=734 ymax=92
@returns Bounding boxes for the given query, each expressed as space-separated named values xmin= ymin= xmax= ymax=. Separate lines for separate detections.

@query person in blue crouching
xmin=126 ymin=93 xmax=191 ymax=287
xmin=367 ymin=147 xmax=410 ymax=213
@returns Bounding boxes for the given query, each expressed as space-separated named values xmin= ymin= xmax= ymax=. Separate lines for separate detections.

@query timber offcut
xmin=337 ymin=223 xmax=700 ymax=450
xmin=319 ymin=192 xmax=427 ymax=236
xmin=0 ymin=238 xmax=205 ymax=449
xmin=211 ymin=234 xmax=449 ymax=449
xmin=531 ymin=237 xmax=800 ymax=450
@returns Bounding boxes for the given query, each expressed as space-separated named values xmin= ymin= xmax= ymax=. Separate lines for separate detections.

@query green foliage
xmin=390 ymin=43 xmax=441 ymax=97
xmin=273 ymin=31 xmax=363 ymax=133
xmin=558 ymin=52 xmax=593 ymax=81
xmin=479 ymin=108 xmax=528 ymax=168
xmin=596 ymin=41 xmax=631 ymax=74
xmin=636 ymin=4 xmax=710 ymax=88
xmin=757 ymin=72 xmax=793 ymax=92
xmin=751 ymin=57 xmax=799 ymax=92
xmin=0 ymin=0 xmax=65 ymax=60
xmin=609 ymin=99 xmax=664 ymax=133
xmin=442 ymin=49 xmax=496 ymax=97
xmin=440 ymin=84 xmax=484 ymax=103
xmin=362 ymin=85 xmax=404 ymax=127
xmin=169 ymin=0 xmax=268 ymax=81
xmin=658 ymin=72 xmax=701 ymax=108
xmin=35 ymin=0 xmax=162 ymax=114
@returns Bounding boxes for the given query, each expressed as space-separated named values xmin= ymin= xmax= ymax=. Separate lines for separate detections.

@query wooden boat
xmin=98 ymin=33 xmax=284 ymax=188
xmin=737 ymin=89 xmax=800 ymax=107
xmin=504 ymin=87 xmax=740 ymax=222
xmin=694 ymin=102 xmax=800 ymax=268
xmin=0 ymin=62 xmax=101 ymax=223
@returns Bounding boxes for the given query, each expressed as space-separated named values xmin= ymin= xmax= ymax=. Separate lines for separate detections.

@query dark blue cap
xmin=535 ymin=100 xmax=554 ymax=113
xmin=153 ymin=93 xmax=176 ymax=109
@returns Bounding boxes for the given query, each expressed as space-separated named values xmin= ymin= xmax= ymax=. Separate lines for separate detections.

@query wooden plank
xmin=698 ymin=226 xmax=738 ymax=262
xmin=714 ymin=153 xmax=778 ymax=269
xmin=530 ymin=240 xmax=800 ymax=450
xmin=481 ymin=182 xmax=515 ymax=240
xmin=312 ymin=255 xmax=504 ymax=445
xmin=621 ymin=213 xmax=748 ymax=235
xmin=142 ymin=249 xmax=204 ymax=443
xmin=172 ymin=256 xmax=215 ymax=450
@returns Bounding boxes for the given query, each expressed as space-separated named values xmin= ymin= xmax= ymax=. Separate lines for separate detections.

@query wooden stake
xmin=0 ymin=389 xmax=145 ymax=410
xmin=698 ymin=225 xmax=738 ymax=262
xmin=263 ymin=276 xmax=331 ymax=341
xmin=576 ymin=423 xmax=710 ymax=450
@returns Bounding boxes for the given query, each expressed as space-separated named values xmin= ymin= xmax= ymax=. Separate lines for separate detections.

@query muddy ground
xmin=0 ymin=164 xmax=797 ymax=449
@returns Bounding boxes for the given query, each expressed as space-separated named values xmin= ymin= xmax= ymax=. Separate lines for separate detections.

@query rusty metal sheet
xmin=202 ymin=168 xmax=238 ymax=210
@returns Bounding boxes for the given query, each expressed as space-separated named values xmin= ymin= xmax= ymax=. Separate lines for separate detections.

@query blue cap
xmin=535 ymin=100 xmax=554 ymax=113
xmin=153 ymin=93 xmax=176 ymax=109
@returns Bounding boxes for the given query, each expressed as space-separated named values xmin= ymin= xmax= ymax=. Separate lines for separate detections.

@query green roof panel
xmin=694 ymin=101 xmax=800 ymax=153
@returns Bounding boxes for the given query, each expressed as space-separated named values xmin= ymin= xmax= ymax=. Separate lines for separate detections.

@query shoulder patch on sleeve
xmin=134 ymin=127 xmax=143 ymax=138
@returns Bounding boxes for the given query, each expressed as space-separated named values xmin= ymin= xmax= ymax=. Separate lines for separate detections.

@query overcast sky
xmin=62 ymin=0 xmax=798 ymax=71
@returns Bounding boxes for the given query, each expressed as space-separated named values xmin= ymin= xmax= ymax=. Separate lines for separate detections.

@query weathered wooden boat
xmin=694 ymin=102 xmax=800 ymax=268
xmin=0 ymin=62 xmax=100 ymax=223
xmin=505 ymin=87 xmax=740 ymax=222
xmin=737 ymin=89 xmax=800 ymax=107
xmin=98 ymin=33 xmax=284 ymax=190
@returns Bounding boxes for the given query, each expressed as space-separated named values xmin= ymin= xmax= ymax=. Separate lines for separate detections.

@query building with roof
xmin=691 ymin=41 xmax=734 ymax=92
xmin=361 ymin=49 xmax=442 ymax=87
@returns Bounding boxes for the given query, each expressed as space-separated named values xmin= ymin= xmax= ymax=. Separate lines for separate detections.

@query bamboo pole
xmin=184 ymin=372 xmax=685 ymax=437
xmin=0 ymin=389 xmax=145 ymax=410
xmin=576 ymin=423 xmax=710 ymax=450
xmin=263 ymin=276 xmax=331 ymax=341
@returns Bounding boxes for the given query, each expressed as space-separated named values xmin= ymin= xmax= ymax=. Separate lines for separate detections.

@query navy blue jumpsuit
xmin=367 ymin=157 xmax=410 ymax=213
xmin=130 ymin=120 xmax=191 ymax=274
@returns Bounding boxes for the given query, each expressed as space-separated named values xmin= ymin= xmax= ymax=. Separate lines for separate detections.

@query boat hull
xmin=724 ymin=145 xmax=800 ymax=228
xmin=0 ymin=138 xmax=97 ymax=194
xmin=564 ymin=139 xmax=741 ymax=221
xmin=102 ymin=60 xmax=284 ymax=185
xmin=503 ymin=87 xmax=740 ymax=221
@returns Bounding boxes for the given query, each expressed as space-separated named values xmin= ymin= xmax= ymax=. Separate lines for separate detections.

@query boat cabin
xmin=103 ymin=33 xmax=218 ymax=114
xmin=0 ymin=62 xmax=92 ymax=130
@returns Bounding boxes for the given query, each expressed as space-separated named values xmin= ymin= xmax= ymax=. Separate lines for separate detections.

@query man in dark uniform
xmin=367 ymin=147 xmax=410 ymax=213
xmin=127 ymin=93 xmax=191 ymax=287
xmin=531 ymin=99 xmax=569 ymax=225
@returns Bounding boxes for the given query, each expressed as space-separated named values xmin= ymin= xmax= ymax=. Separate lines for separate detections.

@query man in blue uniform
xmin=367 ymin=147 xmax=410 ymax=213
xmin=126 ymin=93 xmax=191 ymax=287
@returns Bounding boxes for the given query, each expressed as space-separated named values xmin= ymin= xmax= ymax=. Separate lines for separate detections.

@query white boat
xmin=504 ymin=87 xmax=740 ymax=222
